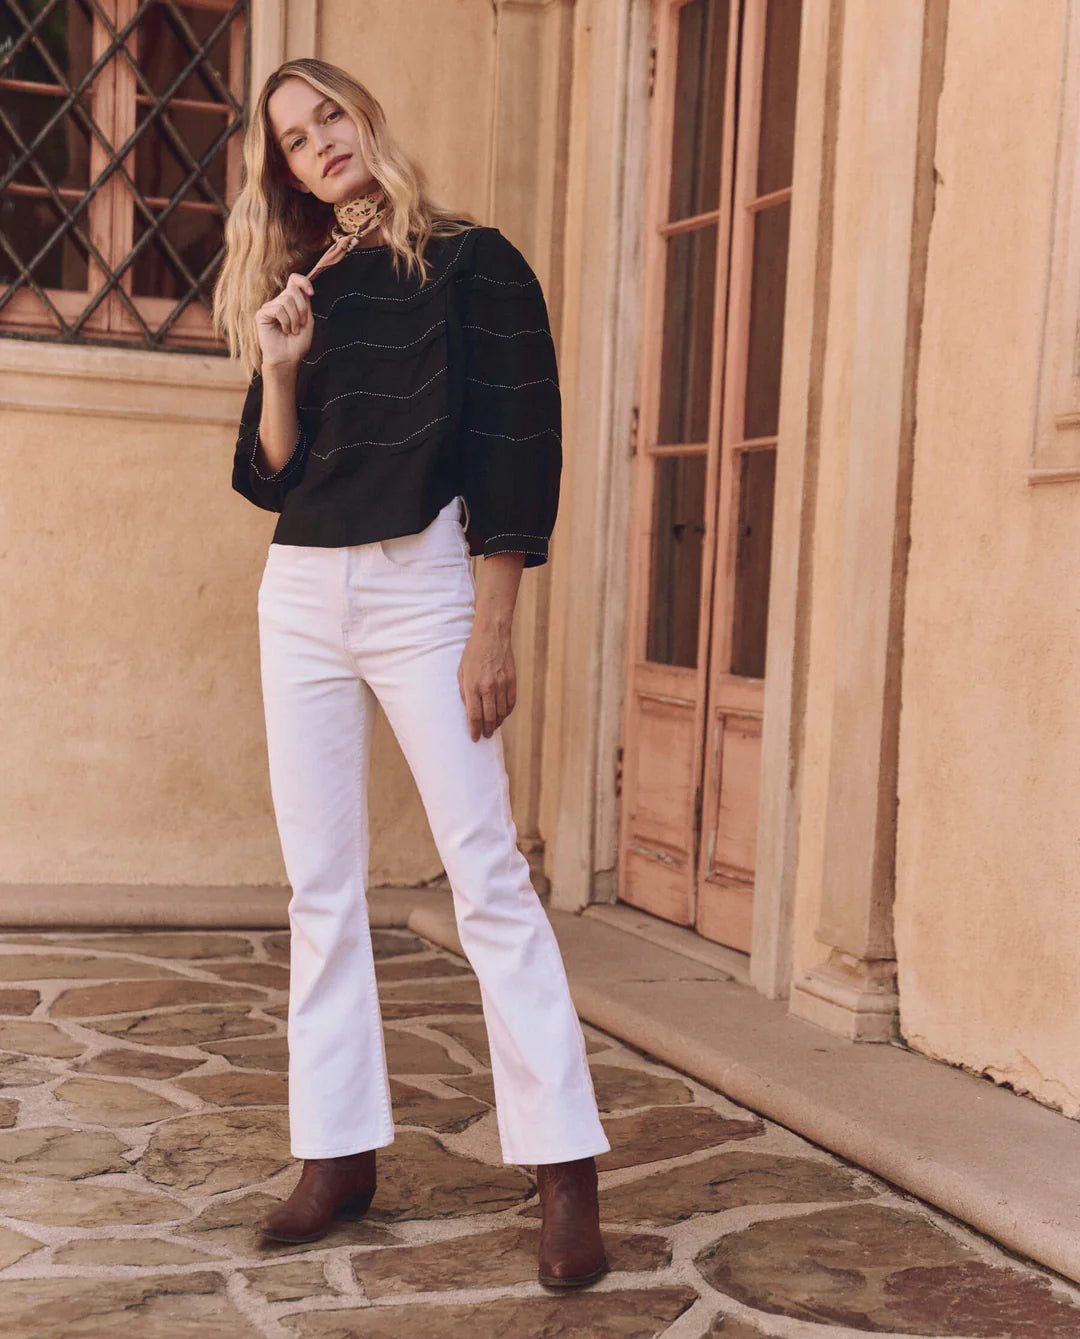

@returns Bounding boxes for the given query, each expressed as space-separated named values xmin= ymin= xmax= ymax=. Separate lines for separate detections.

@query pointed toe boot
xmin=258 ymin=1149 xmax=377 ymax=1244
xmin=536 ymin=1154 xmax=609 ymax=1288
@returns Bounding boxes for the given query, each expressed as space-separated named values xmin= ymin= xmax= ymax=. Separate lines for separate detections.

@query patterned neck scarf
xmin=330 ymin=189 xmax=389 ymax=246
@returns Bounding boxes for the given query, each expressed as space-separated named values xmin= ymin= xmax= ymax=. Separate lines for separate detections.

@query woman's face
xmin=266 ymin=76 xmax=377 ymax=204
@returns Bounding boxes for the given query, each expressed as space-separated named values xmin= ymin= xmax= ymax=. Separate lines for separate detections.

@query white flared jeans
xmin=256 ymin=494 xmax=611 ymax=1165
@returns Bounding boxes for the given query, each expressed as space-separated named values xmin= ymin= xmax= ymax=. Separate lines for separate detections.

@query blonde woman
xmin=212 ymin=59 xmax=610 ymax=1286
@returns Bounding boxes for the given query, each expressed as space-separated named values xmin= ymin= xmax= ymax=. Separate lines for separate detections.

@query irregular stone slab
xmin=372 ymin=930 xmax=428 ymax=959
xmin=427 ymin=1019 xmax=492 ymax=1066
xmin=270 ymin=929 xmax=424 ymax=967
xmin=0 ymin=1126 xmax=129 ymax=1178
xmin=5 ymin=932 xmax=255 ymax=959
xmin=695 ymin=1203 xmax=1080 ymax=1335
xmin=177 ymin=1070 xmax=288 ymax=1107
xmin=365 ymin=1129 xmax=532 ymax=1221
xmin=139 ymin=1109 xmax=292 ymax=1193
xmin=705 ymin=1316 xmax=776 ymax=1338
xmin=596 ymin=1106 xmax=765 ymax=1171
xmin=0 ymin=988 xmax=40 ymax=1015
xmin=428 ymin=1019 xmax=605 ymax=1071
xmin=590 ymin=1063 xmax=695 ymax=1112
xmin=443 ymin=1071 xmax=495 ymax=1106
xmin=884 ymin=1260 xmax=1080 ymax=1336
xmin=201 ymin=1033 xmax=289 ymax=1072
xmin=390 ymin=1079 xmax=488 ymax=1134
xmin=0 ymin=1097 xmax=18 ymax=1127
xmin=54 ymin=1076 xmax=186 ymax=1127
xmin=0 ymin=1271 xmax=266 ymax=1338
xmin=203 ymin=962 xmax=290 ymax=990
xmin=385 ymin=1029 xmax=470 ymax=1076
xmin=89 ymin=1006 xmax=275 ymax=1048
xmin=284 ymin=1286 xmax=698 ymax=1338
xmin=380 ymin=997 xmax=484 ymax=1020
xmin=352 ymin=1224 xmax=671 ymax=1297
xmin=563 ymin=1150 xmax=871 ymax=1227
xmin=446 ymin=1063 xmax=695 ymax=1115
xmin=52 ymin=978 xmax=264 ymax=1018
xmin=178 ymin=1191 xmax=395 ymax=1257
xmin=0 ymin=1053 xmax=52 ymax=1087
xmin=379 ymin=978 xmax=483 ymax=1007
xmin=0 ymin=1175 xmax=184 ymax=1226
xmin=0 ymin=953 xmax=185 ymax=982
xmin=81 ymin=1048 xmax=205 ymax=1079
xmin=53 ymin=1237 xmax=216 ymax=1267
xmin=240 ymin=1258 xmax=335 ymax=1301
xmin=375 ymin=956 xmax=472 ymax=983
xmin=0 ymin=1224 xmax=42 ymax=1269
xmin=0 ymin=1020 xmax=85 ymax=1058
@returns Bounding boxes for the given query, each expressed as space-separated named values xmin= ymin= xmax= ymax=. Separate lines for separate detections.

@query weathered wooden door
xmin=617 ymin=0 xmax=802 ymax=952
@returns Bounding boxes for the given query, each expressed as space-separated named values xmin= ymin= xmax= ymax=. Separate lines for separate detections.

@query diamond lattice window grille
xmin=0 ymin=0 xmax=249 ymax=352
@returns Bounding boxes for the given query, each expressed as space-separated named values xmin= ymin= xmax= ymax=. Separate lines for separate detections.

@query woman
xmin=212 ymin=58 xmax=611 ymax=1287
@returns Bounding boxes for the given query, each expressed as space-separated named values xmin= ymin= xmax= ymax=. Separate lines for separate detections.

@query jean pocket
xmin=379 ymin=518 xmax=467 ymax=569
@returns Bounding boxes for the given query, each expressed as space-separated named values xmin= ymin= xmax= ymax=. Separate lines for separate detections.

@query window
xmin=0 ymin=0 xmax=249 ymax=352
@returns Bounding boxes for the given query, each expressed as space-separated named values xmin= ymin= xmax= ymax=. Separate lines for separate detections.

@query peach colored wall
xmin=0 ymin=395 xmax=444 ymax=886
xmin=893 ymin=0 xmax=1080 ymax=1115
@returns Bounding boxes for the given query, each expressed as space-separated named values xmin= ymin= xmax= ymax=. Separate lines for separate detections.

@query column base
xmin=789 ymin=950 xmax=899 ymax=1042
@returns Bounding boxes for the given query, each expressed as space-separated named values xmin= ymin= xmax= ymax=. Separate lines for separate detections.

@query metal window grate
xmin=0 ymin=0 xmax=249 ymax=352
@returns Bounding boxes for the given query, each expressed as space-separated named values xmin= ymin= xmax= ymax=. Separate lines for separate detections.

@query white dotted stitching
xmin=250 ymin=424 xmax=305 ymax=482
xmin=485 ymin=532 xmax=550 ymax=542
xmin=309 ymin=413 xmax=450 ymax=461
xmin=306 ymin=366 xmax=447 ymax=414
xmin=300 ymin=318 xmax=446 ymax=365
xmin=468 ymin=271 xmax=540 ymax=288
xmin=485 ymin=544 xmax=548 ymax=557
xmin=466 ymin=375 xmax=557 ymax=390
xmin=465 ymin=426 xmax=562 ymax=444
xmin=461 ymin=324 xmax=552 ymax=340
xmin=312 ymin=232 xmax=471 ymax=317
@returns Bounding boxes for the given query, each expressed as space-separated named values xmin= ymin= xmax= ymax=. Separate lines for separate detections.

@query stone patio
xmin=0 ymin=927 xmax=1077 ymax=1337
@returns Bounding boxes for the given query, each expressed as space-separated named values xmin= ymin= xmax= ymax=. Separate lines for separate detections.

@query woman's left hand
xmin=458 ymin=621 xmax=517 ymax=740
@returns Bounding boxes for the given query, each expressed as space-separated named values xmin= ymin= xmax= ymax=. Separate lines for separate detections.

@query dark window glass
xmin=658 ymin=224 xmax=718 ymax=445
xmin=647 ymin=453 xmax=708 ymax=667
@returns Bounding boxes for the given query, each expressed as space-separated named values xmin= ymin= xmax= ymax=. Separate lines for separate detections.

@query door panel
xmin=619 ymin=0 xmax=801 ymax=954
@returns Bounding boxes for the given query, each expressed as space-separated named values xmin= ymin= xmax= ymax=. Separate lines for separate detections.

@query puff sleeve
xmin=230 ymin=368 xmax=309 ymax=513
xmin=456 ymin=228 xmax=562 ymax=567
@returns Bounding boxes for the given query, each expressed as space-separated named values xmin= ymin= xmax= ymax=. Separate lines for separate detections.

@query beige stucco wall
xmin=893 ymin=0 xmax=1080 ymax=1115
xmin=0 ymin=379 xmax=444 ymax=886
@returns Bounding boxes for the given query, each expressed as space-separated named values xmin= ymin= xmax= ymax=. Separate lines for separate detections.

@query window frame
xmin=0 ymin=0 xmax=249 ymax=353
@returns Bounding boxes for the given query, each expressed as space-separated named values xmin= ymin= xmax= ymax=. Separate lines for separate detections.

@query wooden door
xmin=618 ymin=0 xmax=802 ymax=951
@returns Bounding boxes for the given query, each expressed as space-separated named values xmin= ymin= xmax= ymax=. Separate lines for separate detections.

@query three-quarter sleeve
xmin=456 ymin=228 xmax=562 ymax=567
xmin=231 ymin=368 xmax=308 ymax=513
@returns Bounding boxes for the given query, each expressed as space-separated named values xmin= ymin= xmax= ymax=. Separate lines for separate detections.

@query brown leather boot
xmin=535 ymin=1154 xmax=609 ymax=1287
xmin=258 ymin=1149 xmax=376 ymax=1244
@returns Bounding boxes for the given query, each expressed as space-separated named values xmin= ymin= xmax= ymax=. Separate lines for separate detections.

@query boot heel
xmin=335 ymin=1189 xmax=375 ymax=1220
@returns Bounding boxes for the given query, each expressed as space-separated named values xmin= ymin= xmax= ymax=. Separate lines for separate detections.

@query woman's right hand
xmin=255 ymin=272 xmax=316 ymax=368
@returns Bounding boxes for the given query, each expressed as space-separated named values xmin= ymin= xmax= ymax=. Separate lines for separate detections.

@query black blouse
xmin=230 ymin=224 xmax=561 ymax=568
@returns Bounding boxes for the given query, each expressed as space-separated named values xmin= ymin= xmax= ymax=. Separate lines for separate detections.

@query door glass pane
xmin=757 ymin=0 xmax=803 ymax=197
xmin=730 ymin=447 xmax=776 ymax=678
xmin=658 ymin=224 xmax=717 ymax=445
xmin=743 ymin=200 xmax=790 ymax=440
xmin=669 ymin=0 xmax=730 ymax=220
xmin=647 ymin=454 xmax=707 ymax=667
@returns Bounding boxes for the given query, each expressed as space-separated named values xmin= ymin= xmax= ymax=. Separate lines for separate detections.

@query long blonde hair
xmin=212 ymin=58 xmax=478 ymax=374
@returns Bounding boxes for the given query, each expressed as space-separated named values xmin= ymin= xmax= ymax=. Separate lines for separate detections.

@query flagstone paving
xmin=0 ymin=927 xmax=1076 ymax=1338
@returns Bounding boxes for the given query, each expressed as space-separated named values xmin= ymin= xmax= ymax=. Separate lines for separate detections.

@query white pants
xmin=256 ymin=494 xmax=611 ymax=1165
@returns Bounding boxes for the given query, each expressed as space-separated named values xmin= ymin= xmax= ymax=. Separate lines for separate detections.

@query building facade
xmin=3 ymin=0 xmax=1078 ymax=1122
